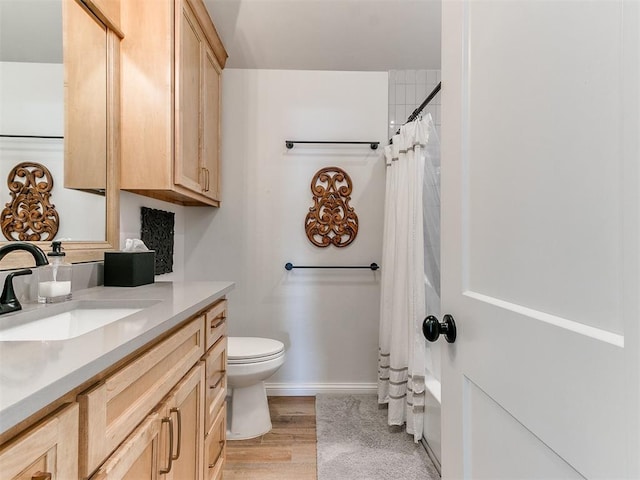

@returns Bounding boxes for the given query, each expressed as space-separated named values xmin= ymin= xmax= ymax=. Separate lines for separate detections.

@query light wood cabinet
xmin=120 ymin=0 xmax=227 ymax=207
xmin=78 ymin=316 xmax=205 ymax=477
xmin=160 ymin=364 xmax=206 ymax=480
xmin=63 ymin=0 xmax=121 ymax=196
xmin=83 ymin=0 xmax=121 ymax=32
xmin=63 ymin=0 xmax=107 ymax=192
xmin=201 ymin=47 xmax=221 ymax=202
xmin=204 ymin=404 xmax=226 ymax=480
xmin=92 ymin=365 xmax=206 ymax=480
xmin=0 ymin=404 xmax=78 ymax=480
xmin=81 ymin=298 xmax=227 ymax=479
xmin=0 ymin=298 xmax=228 ymax=480
xmin=204 ymin=337 xmax=227 ymax=435
xmin=90 ymin=413 xmax=160 ymax=480
xmin=205 ymin=299 xmax=227 ymax=351
xmin=202 ymin=304 xmax=227 ymax=480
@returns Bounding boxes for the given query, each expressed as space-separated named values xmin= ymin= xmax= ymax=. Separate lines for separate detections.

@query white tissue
xmin=123 ymin=239 xmax=150 ymax=252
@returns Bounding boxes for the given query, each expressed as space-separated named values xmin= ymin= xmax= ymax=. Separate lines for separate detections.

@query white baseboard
xmin=265 ymin=382 xmax=377 ymax=396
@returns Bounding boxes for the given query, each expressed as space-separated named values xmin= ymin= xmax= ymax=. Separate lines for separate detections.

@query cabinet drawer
xmin=0 ymin=403 xmax=78 ymax=480
xmin=204 ymin=336 xmax=226 ymax=433
xmin=204 ymin=403 xmax=226 ymax=480
xmin=79 ymin=317 xmax=205 ymax=478
xmin=205 ymin=299 xmax=226 ymax=350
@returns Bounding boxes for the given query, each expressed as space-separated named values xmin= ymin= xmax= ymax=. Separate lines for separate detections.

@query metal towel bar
xmin=285 ymin=262 xmax=379 ymax=271
xmin=285 ymin=141 xmax=379 ymax=150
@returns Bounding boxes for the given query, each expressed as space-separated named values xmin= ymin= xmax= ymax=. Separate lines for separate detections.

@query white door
xmin=439 ymin=1 xmax=639 ymax=479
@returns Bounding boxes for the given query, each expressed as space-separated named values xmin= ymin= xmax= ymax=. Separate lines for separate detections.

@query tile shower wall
xmin=388 ymin=69 xmax=441 ymax=139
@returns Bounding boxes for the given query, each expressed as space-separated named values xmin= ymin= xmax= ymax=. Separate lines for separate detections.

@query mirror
xmin=0 ymin=0 xmax=120 ymax=268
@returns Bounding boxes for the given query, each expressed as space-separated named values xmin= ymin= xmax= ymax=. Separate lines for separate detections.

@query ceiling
xmin=203 ymin=0 xmax=441 ymax=71
xmin=0 ymin=0 xmax=62 ymax=63
xmin=0 ymin=0 xmax=441 ymax=70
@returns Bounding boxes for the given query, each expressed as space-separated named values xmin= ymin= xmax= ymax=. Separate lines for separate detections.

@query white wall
xmin=0 ymin=62 xmax=63 ymax=137
xmin=119 ymin=191 xmax=186 ymax=281
xmin=184 ymin=69 xmax=388 ymax=392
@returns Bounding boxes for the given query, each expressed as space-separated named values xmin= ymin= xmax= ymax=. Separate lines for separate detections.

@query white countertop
xmin=0 ymin=281 xmax=234 ymax=435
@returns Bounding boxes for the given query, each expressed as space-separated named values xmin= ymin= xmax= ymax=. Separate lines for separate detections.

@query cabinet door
xmin=161 ymin=364 xmax=206 ymax=480
xmin=91 ymin=413 xmax=161 ymax=480
xmin=175 ymin=0 xmax=205 ymax=195
xmin=0 ymin=403 xmax=78 ymax=480
xmin=64 ymin=0 xmax=108 ymax=191
xmin=201 ymin=46 xmax=221 ymax=202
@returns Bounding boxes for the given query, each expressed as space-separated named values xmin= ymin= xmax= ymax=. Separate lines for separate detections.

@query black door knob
xmin=422 ymin=314 xmax=457 ymax=343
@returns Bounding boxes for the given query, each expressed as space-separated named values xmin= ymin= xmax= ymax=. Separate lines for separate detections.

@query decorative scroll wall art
xmin=305 ymin=166 xmax=359 ymax=247
xmin=141 ymin=207 xmax=175 ymax=274
xmin=0 ymin=162 xmax=59 ymax=241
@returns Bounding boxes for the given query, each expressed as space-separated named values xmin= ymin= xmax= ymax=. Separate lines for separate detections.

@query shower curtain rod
xmin=390 ymin=81 xmax=441 ymax=142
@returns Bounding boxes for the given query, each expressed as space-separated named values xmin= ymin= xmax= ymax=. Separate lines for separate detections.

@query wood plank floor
xmin=223 ymin=396 xmax=317 ymax=480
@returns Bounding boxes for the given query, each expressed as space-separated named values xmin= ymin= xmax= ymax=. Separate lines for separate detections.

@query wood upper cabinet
xmin=201 ymin=47 xmax=221 ymax=201
xmin=120 ymin=0 xmax=227 ymax=207
xmin=0 ymin=404 xmax=78 ymax=480
xmin=83 ymin=0 xmax=121 ymax=31
xmin=63 ymin=0 xmax=108 ymax=192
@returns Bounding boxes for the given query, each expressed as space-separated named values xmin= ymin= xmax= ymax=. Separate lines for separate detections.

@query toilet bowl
xmin=226 ymin=337 xmax=285 ymax=440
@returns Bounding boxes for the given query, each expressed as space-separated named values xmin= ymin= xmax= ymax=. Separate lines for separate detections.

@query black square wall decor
xmin=140 ymin=207 xmax=175 ymax=275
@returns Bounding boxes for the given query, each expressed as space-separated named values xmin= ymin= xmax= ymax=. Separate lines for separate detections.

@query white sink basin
xmin=0 ymin=300 xmax=159 ymax=341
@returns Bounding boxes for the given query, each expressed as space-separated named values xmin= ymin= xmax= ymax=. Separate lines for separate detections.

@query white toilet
xmin=226 ymin=337 xmax=286 ymax=440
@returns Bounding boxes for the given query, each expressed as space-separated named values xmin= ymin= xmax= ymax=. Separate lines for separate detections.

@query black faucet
xmin=0 ymin=243 xmax=49 ymax=315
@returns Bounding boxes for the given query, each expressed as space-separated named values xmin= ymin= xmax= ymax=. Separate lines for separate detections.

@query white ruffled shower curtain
xmin=378 ymin=114 xmax=440 ymax=442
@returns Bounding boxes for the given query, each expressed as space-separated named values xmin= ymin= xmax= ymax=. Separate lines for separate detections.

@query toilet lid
xmin=227 ymin=337 xmax=285 ymax=361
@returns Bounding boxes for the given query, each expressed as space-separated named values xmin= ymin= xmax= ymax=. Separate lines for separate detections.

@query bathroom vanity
xmin=0 ymin=281 xmax=233 ymax=480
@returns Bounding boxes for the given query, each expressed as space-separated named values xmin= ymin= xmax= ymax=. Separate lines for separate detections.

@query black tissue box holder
xmin=104 ymin=251 xmax=155 ymax=287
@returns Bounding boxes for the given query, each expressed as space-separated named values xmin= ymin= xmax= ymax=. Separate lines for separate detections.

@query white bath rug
xmin=316 ymin=394 xmax=440 ymax=480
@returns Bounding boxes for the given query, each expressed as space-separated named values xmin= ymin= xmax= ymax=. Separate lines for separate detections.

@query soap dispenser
xmin=38 ymin=241 xmax=72 ymax=303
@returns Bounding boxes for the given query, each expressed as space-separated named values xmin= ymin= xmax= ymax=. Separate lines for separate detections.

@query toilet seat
xmin=227 ymin=337 xmax=285 ymax=364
